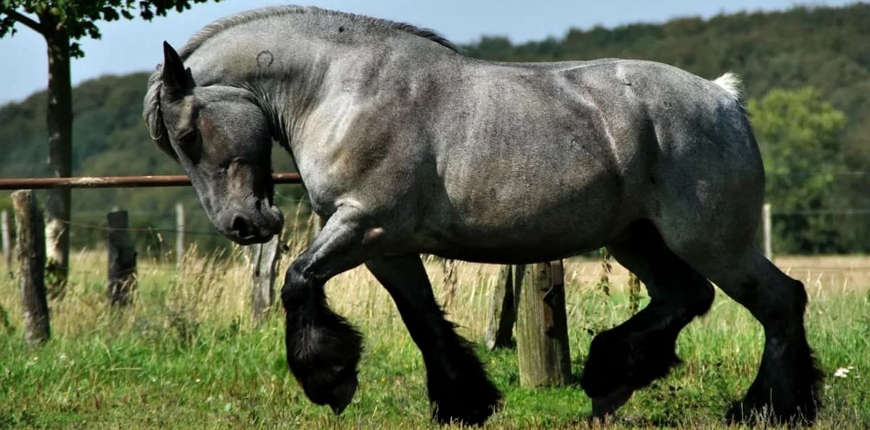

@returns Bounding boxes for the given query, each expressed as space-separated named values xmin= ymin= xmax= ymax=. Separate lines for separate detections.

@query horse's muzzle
xmin=224 ymin=205 xmax=283 ymax=244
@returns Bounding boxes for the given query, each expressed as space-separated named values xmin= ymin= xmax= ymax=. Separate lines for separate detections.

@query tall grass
xmin=0 ymin=245 xmax=868 ymax=429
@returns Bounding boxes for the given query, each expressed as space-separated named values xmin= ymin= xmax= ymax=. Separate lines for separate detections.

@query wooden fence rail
xmin=0 ymin=173 xmax=301 ymax=190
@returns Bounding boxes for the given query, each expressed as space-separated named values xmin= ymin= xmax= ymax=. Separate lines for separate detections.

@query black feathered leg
xmin=582 ymin=220 xmax=715 ymax=418
xmin=367 ymin=254 xmax=502 ymax=426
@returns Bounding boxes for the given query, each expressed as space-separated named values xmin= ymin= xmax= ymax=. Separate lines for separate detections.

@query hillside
xmin=1 ymin=3 xmax=869 ymax=253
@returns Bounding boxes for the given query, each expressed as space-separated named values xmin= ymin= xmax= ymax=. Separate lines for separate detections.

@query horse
xmin=143 ymin=6 xmax=822 ymax=426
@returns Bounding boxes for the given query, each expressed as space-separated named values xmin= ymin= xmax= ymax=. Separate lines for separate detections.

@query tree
xmin=748 ymin=87 xmax=847 ymax=253
xmin=0 ymin=0 xmax=222 ymax=296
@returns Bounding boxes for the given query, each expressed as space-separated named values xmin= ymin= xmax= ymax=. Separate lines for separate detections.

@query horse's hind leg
xmin=581 ymin=220 xmax=715 ymax=418
xmin=678 ymin=246 xmax=822 ymax=425
xmin=366 ymin=255 xmax=501 ymax=426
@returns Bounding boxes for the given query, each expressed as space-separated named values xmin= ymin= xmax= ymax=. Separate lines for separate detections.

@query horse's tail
xmin=712 ymin=72 xmax=743 ymax=103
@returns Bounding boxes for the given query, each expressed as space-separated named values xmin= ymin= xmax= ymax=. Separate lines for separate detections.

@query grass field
xmin=1 ymin=247 xmax=868 ymax=429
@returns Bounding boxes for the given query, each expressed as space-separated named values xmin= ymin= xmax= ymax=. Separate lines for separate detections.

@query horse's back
xmin=415 ymin=58 xmax=762 ymax=262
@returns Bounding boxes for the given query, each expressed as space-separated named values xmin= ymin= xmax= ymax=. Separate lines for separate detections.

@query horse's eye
xmin=177 ymin=130 xmax=197 ymax=149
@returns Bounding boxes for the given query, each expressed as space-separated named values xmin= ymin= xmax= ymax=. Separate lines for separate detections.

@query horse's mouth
xmin=232 ymin=233 xmax=275 ymax=245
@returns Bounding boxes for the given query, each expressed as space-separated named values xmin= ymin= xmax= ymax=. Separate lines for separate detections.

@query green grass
xmin=1 ymin=251 xmax=869 ymax=429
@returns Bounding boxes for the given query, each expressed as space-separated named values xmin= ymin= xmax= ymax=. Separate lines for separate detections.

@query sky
xmin=0 ymin=0 xmax=858 ymax=104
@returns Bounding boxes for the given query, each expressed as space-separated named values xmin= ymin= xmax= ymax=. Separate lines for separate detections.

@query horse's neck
xmin=258 ymin=44 xmax=373 ymax=154
xmin=195 ymin=22 xmax=451 ymax=181
xmin=189 ymin=29 xmax=340 ymax=153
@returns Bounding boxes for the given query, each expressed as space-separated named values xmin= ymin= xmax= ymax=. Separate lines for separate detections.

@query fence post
xmin=12 ymin=190 xmax=50 ymax=347
xmin=175 ymin=203 xmax=185 ymax=267
xmin=107 ymin=210 xmax=137 ymax=306
xmin=0 ymin=301 xmax=12 ymax=334
xmin=485 ymin=264 xmax=521 ymax=350
xmin=516 ymin=260 xmax=571 ymax=388
xmin=250 ymin=234 xmax=281 ymax=325
xmin=306 ymin=212 xmax=322 ymax=246
xmin=441 ymin=258 xmax=458 ymax=310
xmin=0 ymin=211 xmax=13 ymax=331
xmin=628 ymin=272 xmax=642 ymax=316
xmin=762 ymin=203 xmax=772 ymax=260
xmin=1 ymin=210 xmax=10 ymax=276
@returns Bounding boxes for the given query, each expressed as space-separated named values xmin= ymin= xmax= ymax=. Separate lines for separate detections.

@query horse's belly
xmin=425 ymin=227 xmax=615 ymax=264
xmin=417 ymin=174 xmax=628 ymax=264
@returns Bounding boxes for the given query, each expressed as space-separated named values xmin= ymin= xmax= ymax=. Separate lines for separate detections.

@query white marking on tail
xmin=713 ymin=72 xmax=743 ymax=102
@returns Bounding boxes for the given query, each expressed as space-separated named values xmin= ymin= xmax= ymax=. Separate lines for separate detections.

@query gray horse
xmin=143 ymin=6 xmax=821 ymax=426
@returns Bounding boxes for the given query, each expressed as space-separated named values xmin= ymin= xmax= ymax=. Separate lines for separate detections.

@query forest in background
xmin=1 ymin=3 xmax=869 ymax=254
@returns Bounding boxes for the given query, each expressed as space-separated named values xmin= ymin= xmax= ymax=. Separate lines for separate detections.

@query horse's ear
xmin=162 ymin=41 xmax=189 ymax=98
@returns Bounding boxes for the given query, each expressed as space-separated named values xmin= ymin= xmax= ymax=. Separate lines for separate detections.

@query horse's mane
xmin=178 ymin=5 xmax=458 ymax=58
xmin=143 ymin=6 xmax=457 ymax=156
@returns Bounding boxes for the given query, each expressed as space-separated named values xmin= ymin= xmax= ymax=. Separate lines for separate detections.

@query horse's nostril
xmin=231 ymin=214 xmax=251 ymax=237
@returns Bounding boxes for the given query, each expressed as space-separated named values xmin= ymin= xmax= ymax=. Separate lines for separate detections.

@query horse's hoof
xmin=296 ymin=361 xmax=360 ymax=414
xmin=591 ymin=385 xmax=634 ymax=419
xmin=328 ymin=371 xmax=358 ymax=414
xmin=430 ymin=375 xmax=501 ymax=426
xmin=433 ymin=403 xmax=499 ymax=427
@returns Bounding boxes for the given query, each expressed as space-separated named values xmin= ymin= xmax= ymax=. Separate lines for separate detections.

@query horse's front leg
xmin=366 ymin=255 xmax=502 ymax=425
xmin=280 ymin=207 xmax=379 ymax=414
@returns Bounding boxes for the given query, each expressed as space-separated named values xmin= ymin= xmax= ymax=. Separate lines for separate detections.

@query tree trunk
xmin=41 ymin=15 xmax=73 ymax=299
xmin=516 ymin=261 xmax=572 ymax=388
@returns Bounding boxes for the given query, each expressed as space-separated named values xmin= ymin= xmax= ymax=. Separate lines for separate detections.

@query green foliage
xmin=0 ymin=0 xmax=224 ymax=57
xmin=748 ymin=88 xmax=847 ymax=253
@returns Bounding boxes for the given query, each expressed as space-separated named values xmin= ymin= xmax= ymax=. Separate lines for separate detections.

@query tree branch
xmin=5 ymin=9 xmax=43 ymax=35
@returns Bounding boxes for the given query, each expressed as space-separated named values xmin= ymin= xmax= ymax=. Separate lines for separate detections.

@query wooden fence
xmin=2 ymin=174 xmax=301 ymax=325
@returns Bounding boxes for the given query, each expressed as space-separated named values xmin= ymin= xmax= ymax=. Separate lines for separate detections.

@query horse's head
xmin=144 ymin=42 xmax=283 ymax=245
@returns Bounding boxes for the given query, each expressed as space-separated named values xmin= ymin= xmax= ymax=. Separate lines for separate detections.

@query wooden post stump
xmin=516 ymin=260 xmax=571 ymax=388
xmin=107 ymin=210 xmax=137 ymax=306
xmin=485 ymin=264 xmax=523 ymax=350
xmin=441 ymin=258 xmax=458 ymax=310
xmin=250 ymin=234 xmax=281 ymax=325
xmin=175 ymin=203 xmax=185 ymax=267
xmin=12 ymin=190 xmax=50 ymax=346
xmin=1 ymin=210 xmax=11 ymax=276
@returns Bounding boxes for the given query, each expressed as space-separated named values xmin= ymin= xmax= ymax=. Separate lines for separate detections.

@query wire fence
xmin=0 ymin=195 xmax=315 ymax=272
xmin=62 ymin=196 xmax=315 ymax=261
xmin=4 ymin=211 xmax=870 ymax=291
xmin=3 ymin=170 xmax=870 ymax=276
